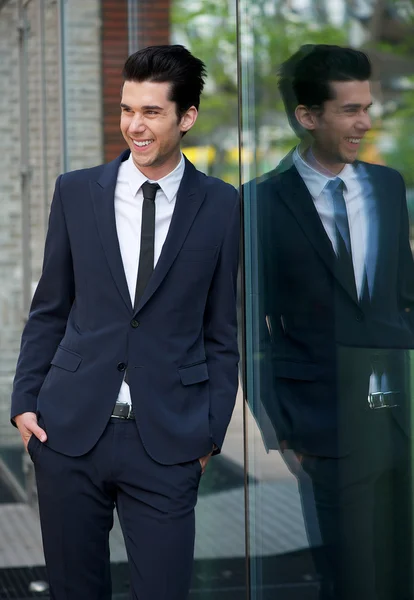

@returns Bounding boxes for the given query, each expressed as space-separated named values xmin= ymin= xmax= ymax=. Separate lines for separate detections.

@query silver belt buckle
xmin=368 ymin=391 xmax=399 ymax=410
xmin=112 ymin=402 xmax=133 ymax=419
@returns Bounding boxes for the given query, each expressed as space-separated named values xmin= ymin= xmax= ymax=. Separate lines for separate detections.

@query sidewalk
xmin=0 ymin=389 xmax=308 ymax=569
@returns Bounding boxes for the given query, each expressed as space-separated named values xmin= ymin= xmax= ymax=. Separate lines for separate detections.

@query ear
xmin=180 ymin=106 xmax=198 ymax=133
xmin=295 ymin=105 xmax=318 ymax=131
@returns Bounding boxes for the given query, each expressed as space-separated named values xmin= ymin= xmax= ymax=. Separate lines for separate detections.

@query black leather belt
xmin=368 ymin=391 xmax=399 ymax=410
xmin=111 ymin=402 xmax=135 ymax=419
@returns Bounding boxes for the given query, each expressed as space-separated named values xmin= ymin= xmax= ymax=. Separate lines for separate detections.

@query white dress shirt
xmin=114 ymin=152 xmax=185 ymax=405
xmin=293 ymin=147 xmax=368 ymax=299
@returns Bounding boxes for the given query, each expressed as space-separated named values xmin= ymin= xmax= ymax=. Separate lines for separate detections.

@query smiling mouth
xmin=345 ymin=137 xmax=363 ymax=145
xmin=132 ymin=139 xmax=154 ymax=148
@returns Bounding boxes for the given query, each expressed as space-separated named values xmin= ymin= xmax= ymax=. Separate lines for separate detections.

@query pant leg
xmin=302 ymin=454 xmax=379 ymax=600
xmin=111 ymin=420 xmax=202 ymax=600
xmin=30 ymin=428 xmax=116 ymax=600
xmin=387 ymin=434 xmax=413 ymax=600
xmin=363 ymin=417 xmax=413 ymax=600
xmin=392 ymin=458 xmax=413 ymax=600
xmin=301 ymin=411 xmax=412 ymax=600
xmin=283 ymin=450 xmax=323 ymax=548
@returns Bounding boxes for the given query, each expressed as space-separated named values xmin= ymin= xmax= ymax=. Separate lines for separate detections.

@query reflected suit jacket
xmin=11 ymin=151 xmax=240 ymax=464
xmin=250 ymin=160 xmax=414 ymax=457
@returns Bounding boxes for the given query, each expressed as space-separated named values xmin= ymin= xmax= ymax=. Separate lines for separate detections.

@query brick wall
xmin=102 ymin=0 xmax=129 ymax=161
xmin=136 ymin=0 xmax=171 ymax=48
xmin=102 ymin=0 xmax=171 ymax=161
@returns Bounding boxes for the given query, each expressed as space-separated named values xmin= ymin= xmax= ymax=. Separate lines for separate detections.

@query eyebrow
xmin=341 ymin=102 xmax=373 ymax=110
xmin=120 ymin=103 xmax=164 ymax=111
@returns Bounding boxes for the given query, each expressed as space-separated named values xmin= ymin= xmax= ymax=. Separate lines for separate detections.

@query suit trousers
xmin=299 ymin=408 xmax=412 ymax=600
xmin=28 ymin=418 xmax=202 ymax=600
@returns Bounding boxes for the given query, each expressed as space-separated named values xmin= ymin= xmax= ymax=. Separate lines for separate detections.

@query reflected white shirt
xmin=293 ymin=147 xmax=368 ymax=299
xmin=114 ymin=152 xmax=185 ymax=405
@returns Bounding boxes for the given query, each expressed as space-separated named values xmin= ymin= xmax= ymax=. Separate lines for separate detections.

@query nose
xmin=358 ymin=111 xmax=371 ymax=132
xmin=129 ymin=114 xmax=145 ymax=133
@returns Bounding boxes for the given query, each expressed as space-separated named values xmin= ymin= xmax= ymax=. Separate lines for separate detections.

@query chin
xmin=342 ymin=154 xmax=357 ymax=165
xmin=133 ymin=154 xmax=155 ymax=167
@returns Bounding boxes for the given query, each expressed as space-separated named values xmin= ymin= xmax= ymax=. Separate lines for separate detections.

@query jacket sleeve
xmin=255 ymin=182 xmax=287 ymax=448
xmin=203 ymin=188 xmax=240 ymax=452
xmin=397 ymin=173 xmax=414 ymax=315
xmin=11 ymin=175 xmax=75 ymax=422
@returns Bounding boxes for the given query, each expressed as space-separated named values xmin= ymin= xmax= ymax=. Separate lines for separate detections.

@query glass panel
xmin=239 ymin=1 xmax=414 ymax=599
xmin=1 ymin=1 xmax=244 ymax=598
xmin=172 ymin=2 xmax=245 ymax=598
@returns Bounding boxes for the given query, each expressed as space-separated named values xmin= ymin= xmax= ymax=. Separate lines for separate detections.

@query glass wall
xmin=240 ymin=1 xmax=414 ymax=599
xmin=0 ymin=0 xmax=245 ymax=598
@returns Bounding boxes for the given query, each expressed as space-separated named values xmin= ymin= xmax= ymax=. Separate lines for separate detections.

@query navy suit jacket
xmin=247 ymin=161 xmax=414 ymax=457
xmin=11 ymin=151 xmax=240 ymax=464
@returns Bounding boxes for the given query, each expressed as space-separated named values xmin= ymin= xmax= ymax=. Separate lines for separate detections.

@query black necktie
xmin=327 ymin=178 xmax=358 ymax=299
xmin=124 ymin=182 xmax=159 ymax=386
xmin=133 ymin=181 xmax=160 ymax=310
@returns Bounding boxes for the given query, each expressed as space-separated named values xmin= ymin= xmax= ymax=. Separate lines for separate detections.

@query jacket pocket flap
xmin=51 ymin=346 xmax=82 ymax=372
xmin=178 ymin=362 xmax=209 ymax=386
xmin=274 ymin=360 xmax=318 ymax=381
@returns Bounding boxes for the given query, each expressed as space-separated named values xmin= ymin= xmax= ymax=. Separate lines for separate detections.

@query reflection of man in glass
xmin=255 ymin=45 xmax=414 ymax=600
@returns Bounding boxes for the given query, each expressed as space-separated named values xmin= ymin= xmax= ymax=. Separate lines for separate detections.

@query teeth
xmin=133 ymin=140 xmax=153 ymax=147
xmin=347 ymin=138 xmax=361 ymax=144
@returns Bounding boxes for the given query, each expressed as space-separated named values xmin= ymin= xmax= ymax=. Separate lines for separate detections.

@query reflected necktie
xmin=327 ymin=178 xmax=357 ymax=299
xmin=133 ymin=181 xmax=160 ymax=309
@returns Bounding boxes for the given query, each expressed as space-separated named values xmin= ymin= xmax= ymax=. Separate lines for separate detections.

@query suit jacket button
xmin=117 ymin=362 xmax=127 ymax=372
xmin=130 ymin=320 xmax=140 ymax=328
xmin=356 ymin=312 xmax=364 ymax=322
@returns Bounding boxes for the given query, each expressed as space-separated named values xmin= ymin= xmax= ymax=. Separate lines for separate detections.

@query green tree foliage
xmin=173 ymin=0 xmax=344 ymax=138
xmin=172 ymin=0 xmax=414 ymax=185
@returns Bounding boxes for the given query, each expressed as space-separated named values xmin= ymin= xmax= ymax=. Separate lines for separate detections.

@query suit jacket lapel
xmin=90 ymin=150 xmax=133 ymax=313
xmin=134 ymin=157 xmax=206 ymax=314
xmin=278 ymin=166 xmax=359 ymax=305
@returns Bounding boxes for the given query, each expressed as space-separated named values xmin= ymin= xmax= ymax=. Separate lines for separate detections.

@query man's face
xmin=120 ymin=80 xmax=197 ymax=179
xmin=305 ymin=80 xmax=372 ymax=173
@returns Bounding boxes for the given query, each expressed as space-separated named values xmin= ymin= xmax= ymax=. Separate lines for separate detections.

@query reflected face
xmin=305 ymin=80 xmax=372 ymax=174
xmin=120 ymin=80 xmax=197 ymax=179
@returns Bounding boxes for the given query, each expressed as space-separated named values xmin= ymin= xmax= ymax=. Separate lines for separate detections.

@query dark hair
xmin=278 ymin=45 xmax=315 ymax=137
xmin=279 ymin=44 xmax=372 ymax=117
xmin=123 ymin=45 xmax=207 ymax=119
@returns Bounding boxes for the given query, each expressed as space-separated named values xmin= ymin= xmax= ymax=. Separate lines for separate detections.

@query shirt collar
xmin=125 ymin=152 xmax=185 ymax=203
xmin=293 ymin=145 xmax=357 ymax=197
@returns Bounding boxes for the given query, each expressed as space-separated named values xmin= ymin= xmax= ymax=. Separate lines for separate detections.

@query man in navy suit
xmin=11 ymin=45 xmax=240 ymax=600
xmin=250 ymin=46 xmax=414 ymax=599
